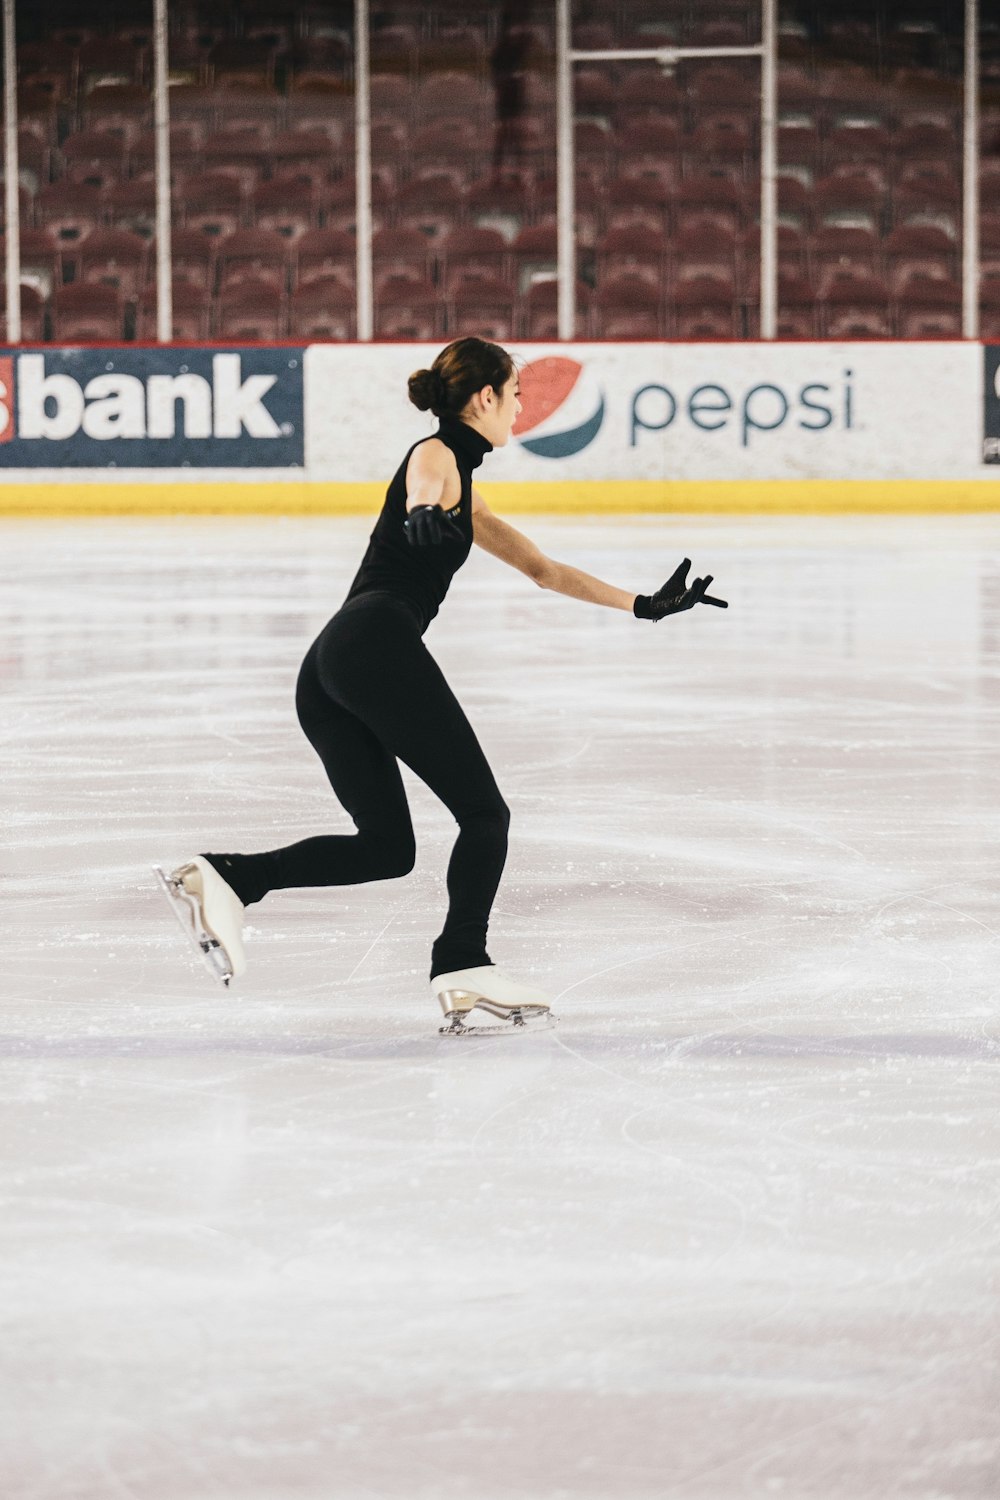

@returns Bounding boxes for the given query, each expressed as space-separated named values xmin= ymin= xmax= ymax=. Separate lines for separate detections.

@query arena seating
xmin=2 ymin=0 xmax=994 ymax=341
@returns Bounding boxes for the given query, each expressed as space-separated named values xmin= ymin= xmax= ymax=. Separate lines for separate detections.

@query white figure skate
xmin=153 ymin=856 xmax=247 ymax=987
xmin=433 ymin=965 xmax=555 ymax=1035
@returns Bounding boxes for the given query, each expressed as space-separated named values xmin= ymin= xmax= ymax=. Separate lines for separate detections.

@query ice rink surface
xmin=2 ymin=513 xmax=999 ymax=1500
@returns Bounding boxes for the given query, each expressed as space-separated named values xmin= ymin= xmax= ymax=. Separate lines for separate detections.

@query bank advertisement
xmin=0 ymin=347 xmax=304 ymax=467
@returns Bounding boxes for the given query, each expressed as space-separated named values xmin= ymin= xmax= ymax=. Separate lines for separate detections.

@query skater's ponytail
xmin=408 ymin=338 xmax=516 ymax=419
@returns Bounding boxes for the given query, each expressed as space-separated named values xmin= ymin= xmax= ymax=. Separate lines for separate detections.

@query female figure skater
xmin=157 ymin=337 xmax=727 ymax=1034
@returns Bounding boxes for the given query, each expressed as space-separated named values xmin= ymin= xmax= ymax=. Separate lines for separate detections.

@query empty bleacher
xmin=4 ymin=0 xmax=996 ymax=341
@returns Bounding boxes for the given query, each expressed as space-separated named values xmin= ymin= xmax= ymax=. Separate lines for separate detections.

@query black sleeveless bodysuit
xmin=343 ymin=414 xmax=493 ymax=632
xmin=205 ymin=410 xmax=508 ymax=979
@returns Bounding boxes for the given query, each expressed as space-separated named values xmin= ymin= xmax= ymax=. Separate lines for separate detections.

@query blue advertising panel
xmin=0 ymin=347 xmax=304 ymax=467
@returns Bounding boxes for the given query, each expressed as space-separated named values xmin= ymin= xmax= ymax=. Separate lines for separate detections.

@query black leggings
xmin=206 ymin=595 xmax=510 ymax=979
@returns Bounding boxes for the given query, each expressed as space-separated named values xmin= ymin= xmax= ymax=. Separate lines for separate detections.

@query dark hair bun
xmin=408 ymin=367 xmax=445 ymax=413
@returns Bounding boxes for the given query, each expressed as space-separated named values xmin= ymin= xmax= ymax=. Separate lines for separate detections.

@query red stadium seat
xmin=217 ymin=279 xmax=287 ymax=339
xmin=180 ymin=173 xmax=245 ymax=238
xmin=136 ymin=281 xmax=211 ymax=341
xmin=522 ymin=277 xmax=592 ymax=339
xmin=446 ymin=271 xmax=517 ymax=341
xmin=272 ymin=130 xmax=336 ymax=190
xmin=690 ymin=19 xmax=748 ymax=48
xmin=825 ymin=118 xmax=892 ymax=175
xmin=369 ymin=26 xmax=418 ymax=76
xmin=216 ymin=229 xmax=290 ymax=296
xmin=289 ymin=275 xmax=356 ymax=340
xmin=684 ymin=113 xmax=755 ymax=178
xmin=286 ymin=80 xmax=353 ymax=141
xmin=893 ymin=119 xmax=958 ymax=166
xmin=168 ymin=87 xmax=220 ymax=136
xmin=288 ymin=35 xmax=353 ymax=86
xmin=893 ymin=162 xmax=961 ymax=236
xmin=614 ymin=67 xmax=683 ymax=123
xmin=573 ymin=22 xmax=616 ymax=52
xmin=980 ymin=277 xmax=1000 ymax=339
xmin=673 ymin=221 xmax=738 ymax=281
xmin=416 ymin=73 xmax=486 ymax=127
xmin=673 ymin=270 xmax=739 ymax=339
xmin=744 ymin=265 xmax=821 ymax=338
xmin=883 ymin=224 xmax=958 ymax=289
xmin=61 ymin=130 xmax=128 ymax=191
xmin=3 ymin=228 xmax=62 ymax=299
xmin=82 ymin=84 xmax=151 ymax=146
xmin=18 ymin=84 xmax=61 ymax=150
xmin=980 ymin=213 xmax=1000 ymax=280
xmin=35 ymin=183 xmax=106 ymax=253
xmin=510 ymin=222 xmax=558 ymax=294
xmin=78 ymin=36 xmax=143 ymax=93
xmin=438 ymin=227 xmax=510 ymax=290
xmin=107 ymin=178 xmax=158 ymax=237
xmin=606 ymin=172 xmax=671 ymax=235
xmin=811 ymin=169 xmax=886 ymax=230
xmin=465 ymin=169 xmax=533 ymax=240
xmin=165 ymin=229 xmax=218 ymax=291
xmin=15 ymin=130 xmax=51 ymax=193
xmin=202 ymin=129 xmax=270 ymax=195
xmin=76 ymin=228 xmax=148 ymax=300
xmin=50 ymin=282 xmax=124 ymax=341
xmin=819 ymin=268 xmax=891 ymax=338
xmin=0 ymin=283 xmax=45 ymax=342
xmin=251 ymin=176 xmax=319 ymax=241
xmin=575 ymin=67 xmax=616 ymax=122
xmin=295 ymin=227 xmax=356 ymax=288
xmin=596 ymin=221 xmax=667 ymax=286
xmin=687 ymin=63 xmax=759 ymax=108
xmin=394 ymin=171 xmax=465 ymax=244
xmin=595 ymin=272 xmax=664 ymax=338
xmin=375 ymin=273 xmax=442 ymax=340
xmin=420 ymin=27 xmax=488 ymax=74
xmin=777 ymin=118 xmax=822 ymax=175
xmin=893 ymin=270 xmax=961 ymax=337
xmin=208 ymin=38 xmax=279 ymax=88
xmin=809 ymin=224 xmax=882 ymax=295
xmin=371 ymin=227 xmax=434 ymax=292
xmin=675 ymin=174 xmax=747 ymax=234
xmin=129 ymin=127 xmax=202 ymax=185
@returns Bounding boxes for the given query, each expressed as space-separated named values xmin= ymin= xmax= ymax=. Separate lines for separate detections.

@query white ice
xmin=1 ymin=514 xmax=999 ymax=1500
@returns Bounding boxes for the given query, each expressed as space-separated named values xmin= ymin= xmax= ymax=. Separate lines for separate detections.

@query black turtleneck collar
xmin=437 ymin=414 xmax=493 ymax=471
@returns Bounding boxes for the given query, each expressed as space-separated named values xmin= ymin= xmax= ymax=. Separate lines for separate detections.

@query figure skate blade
xmin=153 ymin=864 xmax=234 ymax=988
xmin=438 ymin=1005 xmax=556 ymax=1037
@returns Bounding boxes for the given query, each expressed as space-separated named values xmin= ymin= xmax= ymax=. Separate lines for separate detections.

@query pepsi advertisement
xmin=0 ymin=348 xmax=304 ymax=467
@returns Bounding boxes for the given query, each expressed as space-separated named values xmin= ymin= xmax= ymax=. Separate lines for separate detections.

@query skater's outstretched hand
xmin=405 ymin=504 xmax=457 ymax=547
xmin=634 ymin=559 xmax=728 ymax=621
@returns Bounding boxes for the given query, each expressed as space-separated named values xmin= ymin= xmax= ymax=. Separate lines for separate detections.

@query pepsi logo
xmin=515 ymin=356 xmax=605 ymax=458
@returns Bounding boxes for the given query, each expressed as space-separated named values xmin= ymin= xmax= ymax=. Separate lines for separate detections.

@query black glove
xmin=634 ymin=558 xmax=728 ymax=620
xmin=404 ymin=504 xmax=454 ymax=547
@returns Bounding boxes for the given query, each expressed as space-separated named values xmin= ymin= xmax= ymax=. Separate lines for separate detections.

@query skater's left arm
xmin=471 ymin=491 xmax=636 ymax=612
xmin=473 ymin=492 xmax=729 ymax=619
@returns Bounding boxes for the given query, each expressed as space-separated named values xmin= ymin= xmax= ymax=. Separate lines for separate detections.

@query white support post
xmin=963 ymin=0 xmax=979 ymax=339
xmin=355 ymin=0 xmax=373 ymax=342
xmin=556 ymin=0 xmax=575 ymax=340
xmin=760 ymin=0 xmax=778 ymax=339
xmin=3 ymin=0 xmax=20 ymax=344
xmin=152 ymin=0 xmax=172 ymax=343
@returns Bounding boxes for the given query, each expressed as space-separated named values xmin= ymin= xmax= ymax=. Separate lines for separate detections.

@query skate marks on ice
xmin=3 ymin=518 xmax=1000 ymax=1498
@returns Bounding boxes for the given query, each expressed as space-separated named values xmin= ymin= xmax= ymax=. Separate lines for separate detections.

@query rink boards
xmin=1 ymin=340 xmax=999 ymax=513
